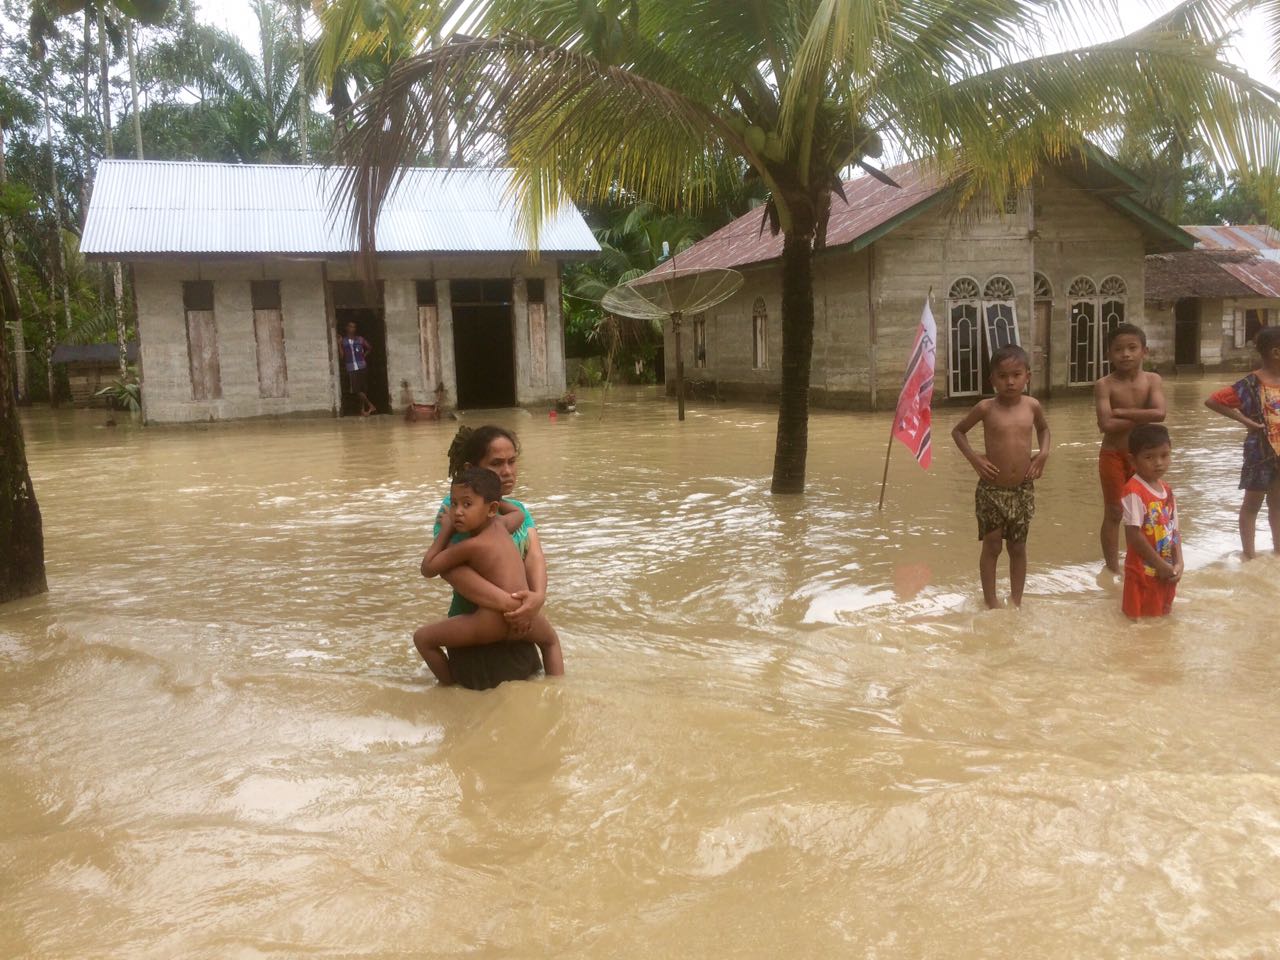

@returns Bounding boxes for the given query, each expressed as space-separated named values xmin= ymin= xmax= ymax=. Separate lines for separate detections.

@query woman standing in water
xmin=419 ymin=425 xmax=562 ymax=688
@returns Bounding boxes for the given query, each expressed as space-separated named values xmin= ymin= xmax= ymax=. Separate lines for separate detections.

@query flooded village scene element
xmin=3 ymin=1 xmax=1280 ymax=956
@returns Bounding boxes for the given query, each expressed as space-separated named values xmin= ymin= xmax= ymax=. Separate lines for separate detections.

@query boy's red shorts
xmin=1099 ymin=449 xmax=1135 ymax=507
xmin=1123 ymin=573 xmax=1177 ymax=618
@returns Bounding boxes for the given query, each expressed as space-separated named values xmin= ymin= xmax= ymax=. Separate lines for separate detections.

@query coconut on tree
xmin=330 ymin=0 xmax=1280 ymax=493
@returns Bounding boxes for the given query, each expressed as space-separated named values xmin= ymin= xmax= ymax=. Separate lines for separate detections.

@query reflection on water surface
xmin=2 ymin=381 xmax=1278 ymax=958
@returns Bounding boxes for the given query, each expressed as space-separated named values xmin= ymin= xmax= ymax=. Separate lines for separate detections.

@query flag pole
xmin=878 ymin=286 xmax=932 ymax=512
xmin=877 ymin=426 xmax=893 ymax=511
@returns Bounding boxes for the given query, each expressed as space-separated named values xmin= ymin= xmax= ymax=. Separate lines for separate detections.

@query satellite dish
xmin=601 ymin=266 xmax=744 ymax=420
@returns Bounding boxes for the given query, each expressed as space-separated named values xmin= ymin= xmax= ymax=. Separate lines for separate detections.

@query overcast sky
xmin=196 ymin=0 xmax=1280 ymax=87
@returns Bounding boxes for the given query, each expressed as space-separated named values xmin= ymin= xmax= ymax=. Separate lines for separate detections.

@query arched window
xmin=692 ymin=312 xmax=707 ymax=368
xmin=982 ymin=275 xmax=1019 ymax=355
xmin=1068 ymin=276 xmax=1099 ymax=385
xmin=948 ymin=278 xmax=982 ymax=396
xmin=1098 ymin=276 xmax=1128 ymax=376
xmin=1034 ymin=272 xmax=1053 ymax=300
xmin=751 ymin=297 xmax=768 ymax=369
xmin=946 ymin=276 xmax=1023 ymax=397
xmin=1067 ymin=276 xmax=1128 ymax=384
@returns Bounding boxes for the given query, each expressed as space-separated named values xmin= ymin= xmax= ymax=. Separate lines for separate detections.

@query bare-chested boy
xmin=1094 ymin=323 xmax=1166 ymax=573
xmin=952 ymin=345 xmax=1052 ymax=608
xmin=413 ymin=468 xmax=564 ymax=685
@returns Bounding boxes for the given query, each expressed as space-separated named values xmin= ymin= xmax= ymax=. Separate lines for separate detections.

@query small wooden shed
xmin=51 ymin=342 xmax=139 ymax=404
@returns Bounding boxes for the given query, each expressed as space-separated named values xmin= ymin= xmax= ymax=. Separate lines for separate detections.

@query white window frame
xmin=751 ymin=297 xmax=769 ymax=369
xmin=947 ymin=276 xmax=1022 ymax=398
xmin=1068 ymin=276 xmax=1127 ymax=383
xmin=947 ymin=277 xmax=982 ymax=397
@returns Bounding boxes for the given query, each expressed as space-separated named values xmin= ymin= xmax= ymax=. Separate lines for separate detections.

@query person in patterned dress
xmin=1205 ymin=326 xmax=1280 ymax=559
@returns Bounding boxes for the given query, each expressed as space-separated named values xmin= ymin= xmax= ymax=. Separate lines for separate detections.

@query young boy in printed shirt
xmin=1120 ymin=424 xmax=1183 ymax=619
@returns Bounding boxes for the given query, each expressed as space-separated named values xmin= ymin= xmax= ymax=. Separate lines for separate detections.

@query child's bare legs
xmin=1007 ymin=539 xmax=1027 ymax=607
xmin=1241 ymin=482 xmax=1280 ymax=558
xmin=1100 ymin=504 xmax=1123 ymax=574
xmin=1239 ymin=490 xmax=1265 ymax=559
xmin=1270 ymin=483 xmax=1280 ymax=554
xmin=979 ymin=530 xmax=1004 ymax=609
xmin=413 ymin=608 xmax=510 ymax=685
xmin=521 ymin=614 xmax=564 ymax=677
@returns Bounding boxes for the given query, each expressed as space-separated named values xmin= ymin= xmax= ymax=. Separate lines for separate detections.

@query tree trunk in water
xmin=770 ymin=228 xmax=817 ymax=494
xmin=127 ymin=21 xmax=143 ymax=160
xmin=42 ymin=87 xmax=72 ymax=406
xmin=295 ymin=1 xmax=308 ymax=161
xmin=0 ymin=249 xmax=48 ymax=603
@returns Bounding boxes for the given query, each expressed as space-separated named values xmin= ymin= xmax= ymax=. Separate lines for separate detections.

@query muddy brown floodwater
xmin=3 ymin=379 xmax=1279 ymax=958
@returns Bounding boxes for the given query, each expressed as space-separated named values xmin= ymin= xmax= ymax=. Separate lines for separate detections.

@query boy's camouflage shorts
xmin=975 ymin=479 xmax=1036 ymax=543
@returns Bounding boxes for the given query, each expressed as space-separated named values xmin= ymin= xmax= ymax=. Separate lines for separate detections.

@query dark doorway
xmin=452 ymin=279 xmax=515 ymax=408
xmin=332 ymin=281 xmax=390 ymax=414
xmin=1174 ymin=298 xmax=1199 ymax=366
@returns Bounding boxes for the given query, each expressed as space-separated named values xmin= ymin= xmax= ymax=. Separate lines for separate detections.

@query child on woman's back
xmin=1204 ymin=326 xmax=1280 ymax=558
xmin=1120 ymin=424 xmax=1182 ymax=619
xmin=951 ymin=344 xmax=1051 ymax=608
xmin=413 ymin=468 xmax=564 ymax=685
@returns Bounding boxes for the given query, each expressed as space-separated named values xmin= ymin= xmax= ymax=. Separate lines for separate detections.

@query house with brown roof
xmin=1145 ymin=225 xmax=1280 ymax=372
xmin=643 ymin=150 xmax=1194 ymax=407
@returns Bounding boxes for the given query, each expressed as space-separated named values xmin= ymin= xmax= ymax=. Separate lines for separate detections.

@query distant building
xmin=1145 ymin=225 xmax=1280 ymax=372
xmin=81 ymin=160 xmax=599 ymax=424
xmin=641 ymin=150 xmax=1194 ymax=407
xmin=51 ymin=341 xmax=139 ymax=404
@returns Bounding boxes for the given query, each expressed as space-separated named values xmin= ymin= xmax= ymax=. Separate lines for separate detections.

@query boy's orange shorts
xmin=1099 ymin=448 xmax=1134 ymax=506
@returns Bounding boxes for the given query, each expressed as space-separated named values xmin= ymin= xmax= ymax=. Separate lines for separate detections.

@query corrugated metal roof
xmin=81 ymin=160 xmax=600 ymax=257
xmin=644 ymin=163 xmax=942 ymax=277
xmin=1219 ymin=258 xmax=1280 ymax=298
xmin=1183 ymin=224 xmax=1280 ymax=252
xmin=1144 ymin=248 xmax=1280 ymax=301
xmin=1144 ymin=251 xmax=1258 ymax=300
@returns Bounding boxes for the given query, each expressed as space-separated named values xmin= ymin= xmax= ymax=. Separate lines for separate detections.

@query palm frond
xmin=334 ymin=31 xmax=729 ymax=266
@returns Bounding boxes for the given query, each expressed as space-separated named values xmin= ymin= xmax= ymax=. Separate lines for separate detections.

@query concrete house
xmin=81 ymin=160 xmax=599 ymax=424
xmin=644 ymin=151 xmax=1193 ymax=407
xmin=1145 ymin=225 xmax=1280 ymax=372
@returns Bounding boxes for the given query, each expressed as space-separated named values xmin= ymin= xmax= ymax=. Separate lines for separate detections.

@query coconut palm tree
xmin=0 ymin=240 xmax=47 ymax=603
xmin=335 ymin=0 xmax=1280 ymax=493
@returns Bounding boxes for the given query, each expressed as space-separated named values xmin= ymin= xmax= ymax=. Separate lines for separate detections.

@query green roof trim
xmin=1106 ymin=194 xmax=1197 ymax=250
xmin=1079 ymin=142 xmax=1149 ymax=194
xmin=845 ymin=189 xmax=951 ymax=253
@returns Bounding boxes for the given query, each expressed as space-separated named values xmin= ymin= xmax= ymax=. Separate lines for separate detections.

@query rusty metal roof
xmin=644 ymin=163 xmax=944 ymax=276
xmin=1145 ymin=248 xmax=1280 ymax=301
xmin=1219 ymin=257 xmax=1280 ymax=298
xmin=1183 ymin=224 xmax=1280 ymax=252
xmin=81 ymin=160 xmax=600 ymax=258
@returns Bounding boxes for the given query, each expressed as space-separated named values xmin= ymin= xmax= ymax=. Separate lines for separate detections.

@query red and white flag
xmin=891 ymin=300 xmax=937 ymax=469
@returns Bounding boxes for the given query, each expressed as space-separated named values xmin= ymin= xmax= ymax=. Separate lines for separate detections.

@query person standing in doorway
xmin=338 ymin=321 xmax=377 ymax=416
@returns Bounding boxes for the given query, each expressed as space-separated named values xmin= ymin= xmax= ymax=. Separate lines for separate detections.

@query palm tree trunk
xmin=295 ymin=1 xmax=308 ymax=161
xmin=81 ymin=10 xmax=93 ymax=221
xmin=770 ymin=227 xmax=816 ymax=494
xmin=98 ymin=7 xmax=114 ymax=157
xmin=0 ymin=251 xmax=47 ymax=603
xmin=430 ymin=31 xmax=448 ymax=165
xmin=0 ymin=123 xmax=27 ymax=403
xmin=97 ymin=8 xmax=128 ymax=378
xmin=41 ymin=86 xmax=72 ymax=407
xmin=127 ymin=20 xmax=143 ymax=160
